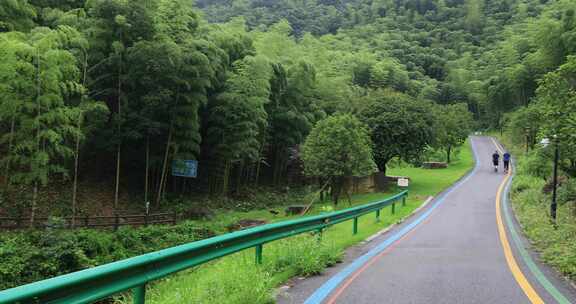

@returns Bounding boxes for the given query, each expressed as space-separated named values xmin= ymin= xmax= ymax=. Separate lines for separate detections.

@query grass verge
xmin=495 ymin=133 xmax=576 ymax=283
xmin=140 ymin=142 xmax=475 ymax=304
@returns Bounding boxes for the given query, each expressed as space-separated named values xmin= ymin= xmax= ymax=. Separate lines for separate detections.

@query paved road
xmin=278 ymin=136 xmax=576 ymax=304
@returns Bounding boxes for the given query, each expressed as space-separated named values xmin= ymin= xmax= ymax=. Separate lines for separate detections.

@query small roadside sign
xmin=172 ymin=160 xmax=198 ymax=178
xmin=397 ymin=178 xmax=409 ymax=188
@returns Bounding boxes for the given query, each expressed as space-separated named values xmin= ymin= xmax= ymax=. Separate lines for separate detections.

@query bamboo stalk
xmin=145 ymin=134 xmax=150 ymax=204
xmin=3 ymin=115 xmax=15 ymax=187
xmin=156 ymin=124 xmax=173 ymax=206
xmin=72 ymin=127 xmax=80 ymax=227
xmin=31 ymin=48 xmax=41 ymax=227
xmin=113 ymin=50 xmax=123 ymax=210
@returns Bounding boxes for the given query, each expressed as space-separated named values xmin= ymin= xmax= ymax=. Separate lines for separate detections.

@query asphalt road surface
xmin=278 ymin=136 xmax=576 ymax=304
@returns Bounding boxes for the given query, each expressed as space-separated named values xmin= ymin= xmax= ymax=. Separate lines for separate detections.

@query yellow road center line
xmin=492 ymin=138 xmax=545 ymax=304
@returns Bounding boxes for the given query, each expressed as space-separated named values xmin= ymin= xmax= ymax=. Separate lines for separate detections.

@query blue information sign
xmin=171 ymin=160 xmax=198 ymax=178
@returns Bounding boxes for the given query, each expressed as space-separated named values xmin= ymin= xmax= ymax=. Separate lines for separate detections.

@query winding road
xmin=278 ymin=136 xmax=576 ymax=304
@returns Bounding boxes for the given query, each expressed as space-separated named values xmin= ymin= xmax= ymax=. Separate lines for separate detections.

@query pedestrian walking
xmin=492 ymin=151 xmax=500 ymax=172
xmin=503 ymin=151 xmax=511 ymax=173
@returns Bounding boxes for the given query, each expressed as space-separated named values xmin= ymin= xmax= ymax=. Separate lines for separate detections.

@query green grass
xmin=139 ymin=143 xmax=475 ymax=304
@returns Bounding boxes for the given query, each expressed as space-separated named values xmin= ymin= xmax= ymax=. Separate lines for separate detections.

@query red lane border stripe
xmin=325 ymin=209 xmax=438 ymax=304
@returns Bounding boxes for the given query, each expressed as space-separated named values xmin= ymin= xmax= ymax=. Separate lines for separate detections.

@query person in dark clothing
xmin=503 ymin=152 xmax=511 ymax=173
xmin=492 ymin=151 xmax=500 ymax=172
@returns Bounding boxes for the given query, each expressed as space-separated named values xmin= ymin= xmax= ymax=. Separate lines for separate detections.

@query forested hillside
xmin=1 ymin=0 xmax=576 ymax=221
xmin=199 ymin=0 xmax=576 ymax=122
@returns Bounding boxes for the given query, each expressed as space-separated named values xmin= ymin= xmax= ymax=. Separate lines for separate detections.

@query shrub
xmin=558 ymin=178 xmax=576 ymax=206
xmin=264 ymin=235 xmax=341 ymax=276
xmin=512 ymin=175 xmax=544 ymax=196
xmin=517 ymin=150 xmax=552 ymax=179
xmin=0 ymin=222 xmax=209 ymax=290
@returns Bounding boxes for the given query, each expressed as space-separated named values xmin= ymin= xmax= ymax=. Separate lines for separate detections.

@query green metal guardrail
xmin=0 ymin=190 xmax=408 ymax=304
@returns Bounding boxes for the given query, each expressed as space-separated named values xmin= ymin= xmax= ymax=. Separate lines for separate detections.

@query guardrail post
xmin=133 ymin=284 xmax=146 ymax=304
xmin=255 ymin=244 xmax=263 ymax=265
xmin=402 ymin=195 xmax=406 ymax=206
xmin=317 ymin=228 xmax=323 ymax=242
xmin=391 ymin=202 xmax=396 ymax=214
xmin=353 ymin=217 xmax=358 ymax=235
xmin=376 ymin=209 xmax=380 ymax=222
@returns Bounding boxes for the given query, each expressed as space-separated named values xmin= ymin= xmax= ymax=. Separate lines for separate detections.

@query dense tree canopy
xmin=2 ymin=0 xmax=575 ymax=218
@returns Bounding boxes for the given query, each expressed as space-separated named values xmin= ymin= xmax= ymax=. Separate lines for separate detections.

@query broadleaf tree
xmin=301 ymin=114 xmax=376 ymax=205
xmin=359 ymin=90 xmax=436 ymax=175
xmin=435 ymin=103 xmax=474 ymax=163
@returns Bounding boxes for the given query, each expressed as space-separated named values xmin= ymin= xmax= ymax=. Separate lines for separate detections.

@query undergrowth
xmin=511 ymin=171 xmax=576 ymax=281
xmin=499 ymin=133 xmax=576 ymax=282
xmin=0 ymin=222 xmax=212 ymax=290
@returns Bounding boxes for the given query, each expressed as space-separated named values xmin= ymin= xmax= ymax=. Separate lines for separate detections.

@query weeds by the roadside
xmin=511 ymin=174 xmax=576 ymax=281
xmin=143 ymin=235 xmax=340 ymax=304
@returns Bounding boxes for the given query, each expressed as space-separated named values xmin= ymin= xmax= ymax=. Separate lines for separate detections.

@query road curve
xmin=278 ymin=136 xmax=576 ymax=304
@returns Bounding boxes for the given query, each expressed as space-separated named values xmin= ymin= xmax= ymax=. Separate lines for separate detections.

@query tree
xmin=301 ymin=114 xmax=376 ymax=204
xmin=464 ymin=0 xmax=484 ymax=34
xmin=0 ymin=32 xmax=32 ymax=187
xmin=267 ymin=61 xmax=325 ymax=184
xmin=359 ymin=90 xmax=436 ymax=175
xmin=155 ymin=0 xmax=198 ymax=44
xmin=435 ymin=103 xmax=474 ymax=163
xmin=369 ymin=59 xmax=410 ymax=92
xmin=204 ymin=55 xmax=272 ymax=194
xmin=505 ymin=103 xmax=541 ymax=151
xmin=84 ymin=0 xmax=156 ymax=208
xmin=121 ymin=0 xmax=219 ymax=205
xmin=535 ymin=55 xmax=576 ymax=176
xmin=125 ymin=38 xmax=183 ymax=206
xmin=0 ymin=27 xmax=84 ymax=224
xmin=0 ymin=0 xmax=36 ymax=32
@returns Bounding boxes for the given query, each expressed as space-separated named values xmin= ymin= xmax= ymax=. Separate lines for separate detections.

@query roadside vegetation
xmin=142 ymin=143 xmax=474 ymax=304
xmin=0 ymin=222 xmax=213 ymax=290
xmin=498 ymin=133 xmax=576 ymax=283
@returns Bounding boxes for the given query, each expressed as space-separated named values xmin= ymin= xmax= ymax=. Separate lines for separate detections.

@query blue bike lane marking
xmin=304 ymin=138 xmax=481 ymax=304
